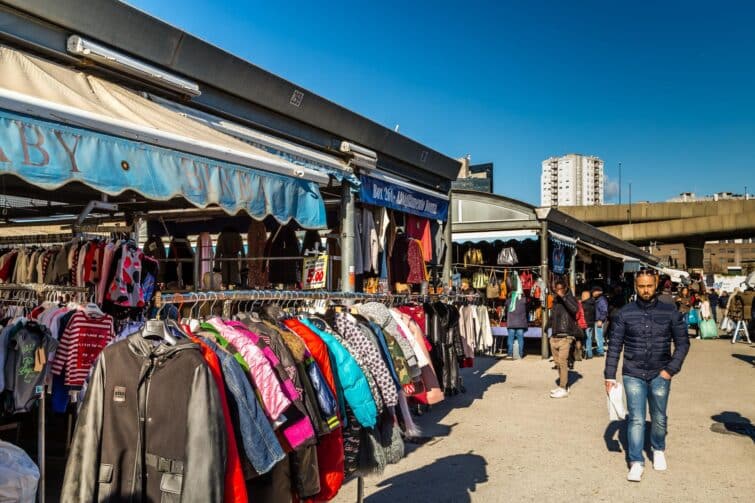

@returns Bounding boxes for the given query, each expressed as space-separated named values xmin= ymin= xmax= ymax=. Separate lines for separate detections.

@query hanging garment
xmin=61 ymin=334 xmax=226 ymax=503
xmin=266 ymin=223 xmax=301 ymax=285
xmin=406 ymin=215 xmax=432 ymax=262
xmin=362 ymin=209 xmax=379 ymax=274
xmin=199 ymin=334 xmax=286 ymax=475
xmin=281 ymin=318 xmax=345 ymax=502
xmin=247 ymin=219 xmax=269 ymax=287
xmin=196 ymin=232 xmax=214 ymax=286
xmin=393 ymin=311 xmax=444 ymax=405
xmin=406 ymin=239 xmax=428 ymax=284
xmin=476 ymin=305 xmax=493 ymax=351
xmin=165 ymin=237 xmax=195 ymax=288
xmin=335 ymin=313 xmax=399 ymax=408
xmin=3 ymin=321 xmax=57 ymax=414
xmin=357 ymin=302 xmax=420 ymax=379
xmin=187 ymin=334 xmax=248 ymax=503
xmin=374 ymin=207 xmax=390 ymax=253
xmin=430 ymin=220 xmax=446 ymax=266
xmin=389 ymin=235 xmax=410 ymax=284
xmin=51 ymin=310 xmax=115 ymax=387
xmin=552 ymin=244 xmax=566 ymax=275
xmin=107 ymin=242 xmax=146 ymax=308
xmin=216 ymin=229 xmax=244 ymax=287
xmin=299 ymin=318 xmax=378 ymax=428
xmin=353 ymin=207 xmax=364 ymax=276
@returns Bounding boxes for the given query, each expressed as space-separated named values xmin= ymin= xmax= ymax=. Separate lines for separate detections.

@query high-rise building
xmin=540 ymin=154 xmax=604 ymax=207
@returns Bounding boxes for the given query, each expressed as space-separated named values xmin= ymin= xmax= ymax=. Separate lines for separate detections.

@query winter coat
xmin=595 ymin=295 xmax=609 ymax=322
xmin=550 ymin=292 xmax=581 ymax=337
xmin=300 ymin=318 xmax=378 ymax=428
xmin=727 ymin=294 xmax=745 ymax=322
xmin=282 ymin=318 xmax=345 ymax=501
xmin=604 ymin=297 xmax=690 ymax=381
xmin=582 ymin=298 xmax=597 ymax=325
xmin=61 ymin=334 xmax=225 ymax=503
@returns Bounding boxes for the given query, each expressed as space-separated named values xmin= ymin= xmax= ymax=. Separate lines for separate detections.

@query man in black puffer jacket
xmin=549 ymin=280 xmax=581 ymax=398
xmin=604 ymin=269 xmax=690 ymax=483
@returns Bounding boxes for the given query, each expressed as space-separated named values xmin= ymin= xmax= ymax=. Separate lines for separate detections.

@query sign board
xmin=359 ymin=175 xmax=449 ymax=221
xmin=302 ymin=255 xmax=329 ymax=290
xmin=712 ymin=274 xmax=748 ymax=293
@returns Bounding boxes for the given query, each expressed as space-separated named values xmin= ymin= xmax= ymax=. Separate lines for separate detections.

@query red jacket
xmin=576 ymin=302 xmax=588 ymax=330
xmin=284 ymin=318 xmax=345 ymax=501
xmin=188 ymin=332 xmax=248 ymax=503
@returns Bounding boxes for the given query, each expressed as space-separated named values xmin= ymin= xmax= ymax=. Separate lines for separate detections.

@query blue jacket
xmin=595 ymin=295 xmax=609 ymax=322
xmin=300 ymin=319 xmax=378 ymax=428
xmin=604 ymin=297 xmax=690 ymax=381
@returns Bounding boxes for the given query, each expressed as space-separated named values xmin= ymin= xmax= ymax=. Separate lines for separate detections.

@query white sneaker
xmin=627 ymin=462 xmax=644 ymax=482
xmin=550 ymin=387 xmax=569 ymax=398
xmin=653 ymin=450 xmax=667 ymax=471
xmin=550 ymin=387 xmax=561 ymax=394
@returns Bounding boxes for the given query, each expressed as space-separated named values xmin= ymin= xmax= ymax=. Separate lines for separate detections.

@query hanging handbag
xmin=497 ymin=247 xmax=518 ymax=265
xmin=472 ymin=270 xmax=487 ymax=289
xmin=486 ymin=270 xmax=500 ymax=299
xmin=520 ymin=270 xmax=534 ymax=290
xmin=464 ymin=248 xmax=484 ymax=267
xmin=499 ymin=270 xmax=509 ymax=300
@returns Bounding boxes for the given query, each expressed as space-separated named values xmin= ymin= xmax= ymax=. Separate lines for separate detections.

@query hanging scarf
xmin=509 ymin=272 xmax=523 ymax=311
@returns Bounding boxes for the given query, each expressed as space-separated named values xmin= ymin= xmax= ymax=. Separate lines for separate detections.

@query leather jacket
xmin=550 ymin=292 xmax=581 ymax=337
xmin=61 ymin=333 xmax=226 ymax=503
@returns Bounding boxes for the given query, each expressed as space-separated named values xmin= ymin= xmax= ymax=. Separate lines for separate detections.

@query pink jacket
xmin=224 ymin=321 xmax=316 ymax=449
xmin=207 ymin=318 xmax=291 ymax=422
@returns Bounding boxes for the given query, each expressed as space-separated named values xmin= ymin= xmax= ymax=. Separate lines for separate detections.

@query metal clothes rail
xmin=0 ymin=283 xmax=88 ymax=503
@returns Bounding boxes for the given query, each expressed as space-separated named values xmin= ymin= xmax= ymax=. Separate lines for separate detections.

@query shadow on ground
xmin=366 ymin=453 xmax=488 ymax=503
xmin=710 ymin=411 xmax=755 ymax=443
xmin=731 ymin=353 xmax=755 ymax=367
xmin=604 ymin=420 xmax=659 ymax=464
xmin=553 ymin=370 xmax=583 ymax=389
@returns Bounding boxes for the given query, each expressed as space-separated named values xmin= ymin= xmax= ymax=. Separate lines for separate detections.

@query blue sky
xmin=127 ymin=0 xmax=754 ymax=205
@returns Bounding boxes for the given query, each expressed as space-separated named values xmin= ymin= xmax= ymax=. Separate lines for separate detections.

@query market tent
xmin=0 ymin=44 xmax=333 ymax=228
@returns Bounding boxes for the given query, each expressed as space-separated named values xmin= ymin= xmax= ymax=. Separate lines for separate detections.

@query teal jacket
xmin=300 ymin=319 xmax=377 ymax=428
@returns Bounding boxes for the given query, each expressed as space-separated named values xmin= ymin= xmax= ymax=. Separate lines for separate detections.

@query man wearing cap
xmin=584 ymin=286 xmax=608 ymax=358
xmin=605 ymin=269 xmax=690 ymax=482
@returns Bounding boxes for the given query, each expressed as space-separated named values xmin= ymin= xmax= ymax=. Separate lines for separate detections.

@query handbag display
xmin=486 ymin=271 xmax=500 ymax=299
xmin=464 ymin=248 xmax=484 ymax=267
xmin=497 ymin=247 xmax=518 ymax=265
xmin=472 ymin=270 xmax=488 ymax=289
xmin=498 ymin=270 xmax=509 ymax=300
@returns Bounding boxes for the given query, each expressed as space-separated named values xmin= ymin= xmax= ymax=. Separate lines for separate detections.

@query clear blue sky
xmin=127 ymin=0 xmax=754 ymax=205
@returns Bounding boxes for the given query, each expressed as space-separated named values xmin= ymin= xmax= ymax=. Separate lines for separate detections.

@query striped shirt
xmin=51 ymin=310 xmax=114 ymax=386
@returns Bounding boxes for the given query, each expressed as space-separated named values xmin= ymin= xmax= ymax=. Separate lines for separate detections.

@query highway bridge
xmin=560 ymin=199 xmax=755 ymax=267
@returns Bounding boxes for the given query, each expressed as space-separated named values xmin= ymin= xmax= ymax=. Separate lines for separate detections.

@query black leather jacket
xmin=61 ymin=333 xmax=226 ymax=502
xmin=550 ymin=292 xmax=581 ymax=337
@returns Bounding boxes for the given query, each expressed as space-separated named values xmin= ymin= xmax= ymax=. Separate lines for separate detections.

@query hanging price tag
xmin=302 ymin=255 xmax=329 ymax=290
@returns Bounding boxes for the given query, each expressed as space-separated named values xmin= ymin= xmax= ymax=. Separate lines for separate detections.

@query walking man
xmin=604 ymin=268 xmax=690 ymax=482
xmin=549 ymin=280 xmax=580 ymax=398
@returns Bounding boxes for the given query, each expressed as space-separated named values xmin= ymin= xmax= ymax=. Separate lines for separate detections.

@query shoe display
xmin=627 ymin=462 xmax=644 ymax=482
xmin=653 ymin=450 xmax=667 ymax=471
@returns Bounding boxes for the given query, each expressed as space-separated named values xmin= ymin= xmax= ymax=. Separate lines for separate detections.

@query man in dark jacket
xmin=707 ymin=288 xmax=719 ymax=324
xmin=604 ymin=269 xmax=690 ymax=483
xmin=549 ymin=280 xmax=580 ymax=398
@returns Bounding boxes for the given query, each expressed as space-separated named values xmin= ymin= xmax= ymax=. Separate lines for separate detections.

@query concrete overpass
xmin=560 ymin=199 xmax=755 ymax=267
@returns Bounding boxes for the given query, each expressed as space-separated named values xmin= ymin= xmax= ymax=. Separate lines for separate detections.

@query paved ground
xmin=334 ymin=339 xmax=755 ymax=503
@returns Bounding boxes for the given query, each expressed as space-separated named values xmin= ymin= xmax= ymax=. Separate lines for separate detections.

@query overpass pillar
xmin=684 ymin=238 xmax=706 ymax=269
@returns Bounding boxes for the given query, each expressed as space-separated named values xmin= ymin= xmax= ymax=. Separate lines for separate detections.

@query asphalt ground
xmin=333 ymin=338 xmax=755 ymax=503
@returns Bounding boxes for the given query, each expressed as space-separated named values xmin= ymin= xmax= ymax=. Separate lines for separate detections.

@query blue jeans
xmin=585 ymin=323 xmax=605 ymax=357
xmin=507 ymin=328 xmax=525 ymax=358
xmin=623 ymin=374 xmax=671 ymax=464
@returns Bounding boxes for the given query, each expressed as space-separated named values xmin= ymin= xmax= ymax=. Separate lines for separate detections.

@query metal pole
xmin=628 ymin=182 xmax=632 ymax=224
xmin=341 ymin=181 xmax=356 ymax=292
xmin=540 ymin=219 xmax=550 ymax=359
xmin=357 ymin=476 xmax=364 ymax=503
xmin=618 ymin=162 xmax=622 ymax=205
xmin=38 ymin=387 xmax=45 ymax=503
xmin=442 ymin=190 xmax=453 ymax=290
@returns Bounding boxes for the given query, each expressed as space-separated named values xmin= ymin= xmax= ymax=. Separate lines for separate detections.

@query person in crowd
xmin=727 ymin=288 xmax=746 ymax=334
xmin=696 ymin=293 xmax=712 ymax=340
xmin=717 ymin=290 xmax=730 ymax=324
xmin=549 ymin=280 xmax=581 ymax=399
xmin=658 ymin=287 xmax=675 ymax=305
xmin=586 ymin=286 xmax=608 ymax=358
xmin=675 ymin=286 xmax=692 ymax=333
xmin=504 ymin=283 xmax=528 ymax=360
xmin=707 ymin=288 xmax=719 ymax=324
xmin=569 ymin=292 xmax=588 ymax=367
xmin=580 ymin=290 xmax=595 ymax=358
xmin=604 ymin=268 xmax=690 ymax=482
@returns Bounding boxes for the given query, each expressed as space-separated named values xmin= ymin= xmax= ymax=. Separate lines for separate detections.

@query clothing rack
xmin=0 ymin=234 xmax=74 ymax=246
xmin=452 ymin=262 xmax=542 ymax=273
xmin=0 ymin=283 xmax=88 ymax=503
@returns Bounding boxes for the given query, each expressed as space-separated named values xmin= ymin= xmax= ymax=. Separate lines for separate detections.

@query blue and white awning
xmin=0 ymin=44 xmax=329 ymax=228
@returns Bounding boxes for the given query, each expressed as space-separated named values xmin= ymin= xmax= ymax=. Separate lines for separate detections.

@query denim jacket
xmin=202 ymin=337 xmax=286 ymax=474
